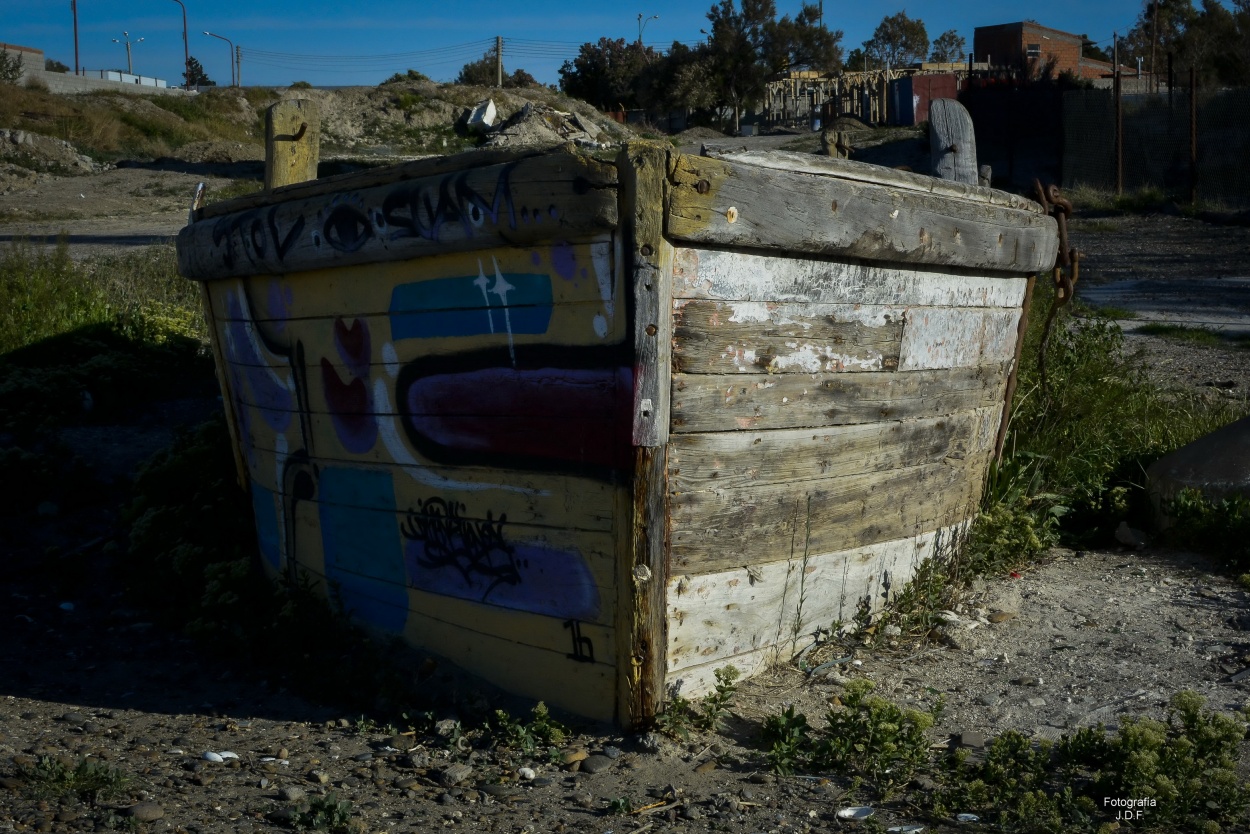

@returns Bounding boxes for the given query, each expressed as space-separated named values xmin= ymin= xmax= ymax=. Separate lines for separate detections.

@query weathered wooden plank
xmin=179 ymin=152 xmax=619 ymax=281
xmin=929 ymin=99 xmax=979 ymax=185
xmin=265 ymin=99 xmax=321 ymax=190
xmin=670 ymin=364 xmax=1010 ymax=433
xmin=672 ymin=247 xmax=1028 ymax=308
xmin=898 ymin=306 xmax=1020 ymax=371
xmin=670 ymin=452 xmax=991 ymax=574
xmin=667 ymin=154 xmax=1057 ymax=274
xmin=198 ymin=146 xmax=564 ymax=218
xmin=666 ymin=524 xmax=967 ymax=677
xmin=616 ymin=142 xmax=673 ymax=727
xmin=670 ymin=408 xmax=994 ymax=492
xmin=695 ymin=149 xmax=1040 ymax=213
xmin=674 ymin=299 xmax=902 ymax=375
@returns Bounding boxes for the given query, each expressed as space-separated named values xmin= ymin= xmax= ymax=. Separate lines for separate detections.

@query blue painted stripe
xmin=318 ymin=467 xmax=409 ymax=633
xmin=388 ymin=273 xmax=552 ymax=340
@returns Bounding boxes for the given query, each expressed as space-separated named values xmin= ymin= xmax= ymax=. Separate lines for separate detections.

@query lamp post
xmin=204 ymin=30 xmax=235 ymax=86
xmin=637 ymin=13 xmax=658 ymax=46
xmin=112 ymin=31 xmax=143 ymax=75
xmin=170 ymin=0 xmax=189 ymax=87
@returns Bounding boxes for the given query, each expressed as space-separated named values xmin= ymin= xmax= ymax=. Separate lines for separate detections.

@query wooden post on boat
xmin=265 ymin=99 xmax=320 ymax=190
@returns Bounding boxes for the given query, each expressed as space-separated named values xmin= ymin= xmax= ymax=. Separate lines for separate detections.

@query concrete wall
xmin=2 ymin=42 xmax=186 ymax=96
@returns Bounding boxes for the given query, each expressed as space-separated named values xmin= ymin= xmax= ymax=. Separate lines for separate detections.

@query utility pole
xmin=1113 ymin=32 xmax=1123 ymax=195
xmin=235 ymin=46 xmax=242 ymax=86
xmin=637 ymin=13 xmax=658 ymax=46
xmin=71 ymin=0 xmax=80 ymax=75
xmin=495 ymin=35 xmax=502 ymax=87
xmin=1150 ymin=0 xmax=1158 ymax=94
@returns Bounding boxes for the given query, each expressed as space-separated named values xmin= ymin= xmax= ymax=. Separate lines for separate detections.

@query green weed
xmin=16 ymin=756 xmax=131 ymax=802
xmin=485 ymin=701 xmax=567 ymax=753
xmin=1164 ymin=487 xmax=1250 ymax=571
xmin=1136 ymin=322 xmax=1250 ymax=347
xmin=655 ymin=665 xmax=740 ymax=739
xmin=606 ymin=796 xmax=633 ymax=815
xmin=290 ymin=793 xmax=356 ymax=832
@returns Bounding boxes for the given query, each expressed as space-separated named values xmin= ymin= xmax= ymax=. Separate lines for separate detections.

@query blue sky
xmin=6 ymin=0 xmax=1154 ymax=87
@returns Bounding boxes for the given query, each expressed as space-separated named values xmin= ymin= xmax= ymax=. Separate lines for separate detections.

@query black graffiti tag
xmin=400 ymin=497 xmax=524 ymax=599
xmin=381 ymin=165 xmax=517 ymax=243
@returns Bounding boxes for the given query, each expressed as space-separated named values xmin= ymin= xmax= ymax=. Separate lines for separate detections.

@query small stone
xmin=883 ymin=624 xmax=902 ymax=637
xmin=393 ymin=777 xmax=421 ymax=791
xmin=308 ymin=769 xmax=330 ymax=785
xmin=61 ymin=711 xmax=88 ymax=725
xmin=579 ymin=754 xmax=614 ymax=774
xmin=749 ymin=773 xmax=775 ymax=784
xmin=439 ymin=792 xmax=456 ymax=805
xmin=258 ymin=777 xmax=270 ymax=789
xmin=203 ymin=751 xmax=224 ymax=763
xmin=974 ymin=695 xmax=1002 ymax=707
xmin=603 ymin=745 xmax=621 ymax=759
xmin=694 ymin=759 xmax=718 ymax=773
xmin=531 ymin=777 xmax=554 ymax=787
xmin=124 ymin=802 xmax=164 ymax=822
xmin=439 ymin=763 xmax=473 ymax=787
xmin=352 ymin=752 xmax=373 ymax=762
xmin=479 ymin=783 xmax=518 ymax=797
xmin=387 ymin=734 xmax=415 ymax=751
xmin=988 ymin=611 xmax=1016 ymax=624
xmin=516 ymin=767 xmax=536 ymax=781
xmin=1012 ymin=676 xmax=1042 ymax=686
xmin=682 ymin=804 xmax=703 ymax=820
xmin=958 ymin=731 xmax=988 ymax=748
xmin=1027 ymin=697 xmax=1047 ymax=708
xmin=279 ymin=786 xmax=306 ymax=802
xmin=912 ymin=775 xmax=940 ymax=791
xmin=561 ymin=748 xmax=589 ymax=765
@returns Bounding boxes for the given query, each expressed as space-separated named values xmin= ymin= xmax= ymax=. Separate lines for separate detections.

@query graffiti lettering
xmin=400 ymin=497 xmax=525 ymax=598
xmin=564 ymin=619 xmax=595 ymax=663
xmin=381 ymin=166 xmax=517 ymax=244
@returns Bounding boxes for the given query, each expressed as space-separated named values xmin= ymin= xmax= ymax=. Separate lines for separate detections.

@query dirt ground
xmin=4 ymin=148 xmax=1250 ymax=834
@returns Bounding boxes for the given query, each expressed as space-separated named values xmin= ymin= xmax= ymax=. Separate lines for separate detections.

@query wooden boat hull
xmin=178 ymin=143 xmax=1056 ymax=725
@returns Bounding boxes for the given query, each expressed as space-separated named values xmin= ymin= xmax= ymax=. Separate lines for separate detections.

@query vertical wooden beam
xmin=265 ymin=99 xmax=321 ymax=190
xmin=616 ymin=141 xmax=674 ymax=727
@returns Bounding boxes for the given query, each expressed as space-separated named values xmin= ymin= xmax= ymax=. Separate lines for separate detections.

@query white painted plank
xmin=898 ymin=306 xmax=1022 ymax=371
xmin=673 ymin=247 xmax=1028 ymax=307
xmin=664 ymin=523 xmax=969 ymax=689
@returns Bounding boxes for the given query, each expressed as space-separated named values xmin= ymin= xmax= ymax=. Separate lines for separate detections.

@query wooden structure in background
xmin=177 ymin=142 xmax=1057 ymax=725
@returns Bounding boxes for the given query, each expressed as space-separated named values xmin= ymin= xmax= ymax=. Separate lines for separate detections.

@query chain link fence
xmin=1063 ymin=86 xmax=1250 ymax=209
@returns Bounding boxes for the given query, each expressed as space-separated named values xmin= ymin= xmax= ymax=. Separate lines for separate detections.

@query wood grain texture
xmin=670 ymin=408 xmax=995 ymax=492
xmin=265 ymin=99 xmax=321 ymax=190
xmin=179 ymin=152 xmax=619 ymax=281
xmin=671 ymin=363 xmax=1010 ymax=433
xmin=897 ymin=306 xmax=1021 ymax=371
xmin=672 ymin=247 xmax=1028 ymax=308
xmin=670 ymin=448 xmax=992 ymax=575
xmin=929 ymin=99 xmax=979 ymax=185
xmin=673 ymin=299 xmax=903 ymax=374
xmin=667 ymin=153 xmax=1057 ymax=274
xmin=666 ymin=523 xmax=967 ymax=679
xmin=616 ymin=142 xmax=673 ymax=727
xmin=694 ymin=149 xmax=1040 ymax=213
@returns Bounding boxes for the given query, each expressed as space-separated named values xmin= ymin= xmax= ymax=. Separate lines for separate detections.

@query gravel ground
xmin=4 ymin=158 xmax=1250 ymax=833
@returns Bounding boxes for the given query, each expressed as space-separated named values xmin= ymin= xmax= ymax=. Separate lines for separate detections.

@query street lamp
xmin=637 ymin=13 xmax=658 ymax=45
xmin=170 ymin=0 xmax=189 ymax=87
xmin=204 ymin=30 xmax=235 ymax=86
xmin=112 ymin=31 xmax=144 ymax=75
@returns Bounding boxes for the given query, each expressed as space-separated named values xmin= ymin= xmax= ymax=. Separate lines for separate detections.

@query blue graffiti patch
xmin=250 ymin=482 xmax=283 ymax=572
xmin=318 ymin=468 xmax=409 ymax=633
xmin=388 ymin=273 xmax=553 ymax=340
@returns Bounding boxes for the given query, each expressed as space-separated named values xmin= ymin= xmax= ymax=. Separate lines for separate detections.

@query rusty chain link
xmin=1034 ymin=179 xmax=1080 ymax=396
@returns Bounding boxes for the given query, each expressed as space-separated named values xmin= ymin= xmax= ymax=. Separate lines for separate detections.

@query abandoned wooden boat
xmin=177 ymin=141 xmax=1058 ymax=725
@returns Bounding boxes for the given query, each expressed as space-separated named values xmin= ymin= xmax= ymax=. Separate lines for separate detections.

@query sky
xmin=4 ymin=0 xmax=1161 ymax=88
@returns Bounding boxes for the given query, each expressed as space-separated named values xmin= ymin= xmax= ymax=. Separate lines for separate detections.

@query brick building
xmin=972 ymin=21 xmax=1109 ymax=80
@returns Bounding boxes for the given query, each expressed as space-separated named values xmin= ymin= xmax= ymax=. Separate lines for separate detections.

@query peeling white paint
xmin=767 ymin=343 xmax=884 ymax=373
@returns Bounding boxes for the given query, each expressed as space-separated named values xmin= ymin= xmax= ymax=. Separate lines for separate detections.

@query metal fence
xmin=1063 ymin=85 xmax=1250 ymax=209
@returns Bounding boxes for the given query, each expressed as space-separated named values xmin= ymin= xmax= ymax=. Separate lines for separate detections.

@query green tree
xmin=457 ymin=48 xmax=537 ymax=88
xmin=703 ymin=0 xmax=841 ymax=132
xmin=864 ymin=11 xmax=929 ymax=67
xmin=44 ymin=58 xmax=70 ymax=73
xmin=183 ymin=55 xmax=213 ymax=87
xmin=559 ymin=38 xmax=658 ymax=109
xmin=0 ymin=50 xmax=23 ymax=85
xmin=929 ymin=29 xmax=965 ymax=62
